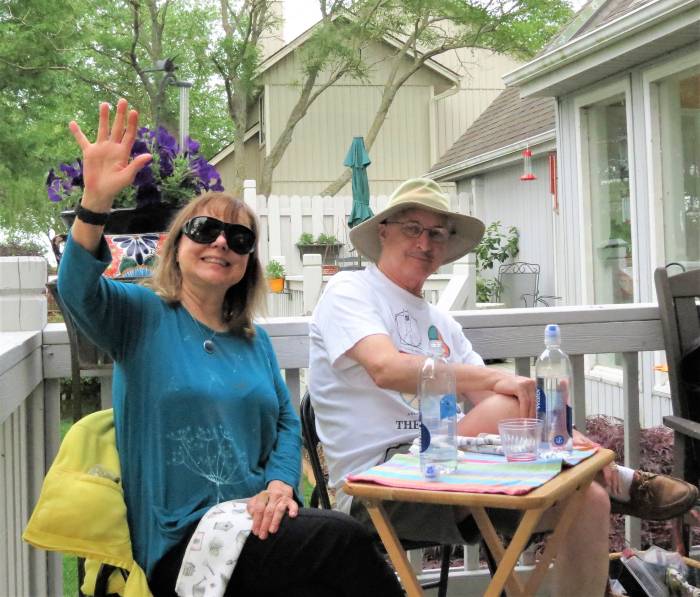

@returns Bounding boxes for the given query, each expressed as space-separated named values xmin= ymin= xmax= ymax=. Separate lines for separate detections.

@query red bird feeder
xmin=520 ymin=147 xmax=536 ymax=181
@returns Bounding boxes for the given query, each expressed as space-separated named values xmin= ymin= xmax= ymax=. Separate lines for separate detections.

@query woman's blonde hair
xmin=149 ymin=192 xmax=266 ymax=338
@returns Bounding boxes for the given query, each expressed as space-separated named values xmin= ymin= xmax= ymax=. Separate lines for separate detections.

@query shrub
xmin=297 ymin=232 xmax=314 ymax=246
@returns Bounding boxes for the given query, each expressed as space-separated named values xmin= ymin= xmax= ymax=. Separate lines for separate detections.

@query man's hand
xmin=492 ymin=375 xmax=536 ymax=418
xmin=247 ymin=480 xmax=298 ymax=540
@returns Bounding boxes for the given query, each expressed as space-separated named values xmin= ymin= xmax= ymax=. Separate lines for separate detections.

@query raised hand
xmin=69 ymin=99 xmax=152 ymax=213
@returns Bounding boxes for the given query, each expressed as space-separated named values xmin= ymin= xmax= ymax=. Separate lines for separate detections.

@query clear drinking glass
xmin=498 ymin=418 xmax=543 ymax=462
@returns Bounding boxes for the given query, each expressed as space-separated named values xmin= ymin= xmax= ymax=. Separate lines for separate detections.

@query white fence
xmin=242 ymin=180 xmax=472 ymax=275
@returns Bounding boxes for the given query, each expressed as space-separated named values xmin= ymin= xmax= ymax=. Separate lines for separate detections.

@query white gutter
xmin=503 ymin=0 xmax=696 ymax=88
xmin=427 ymin=129 xmax=555 ymax=181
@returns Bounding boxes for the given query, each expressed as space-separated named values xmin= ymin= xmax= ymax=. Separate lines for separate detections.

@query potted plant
xmin=46 ymin=126 xmax=224 ymax=278
xmin=265 ymin=260 xmax=286 ymax=293
xmin=296 ymin=232 xmax=343 ymax=273
xmin=46 ymin=126 xmax=224 ymax=234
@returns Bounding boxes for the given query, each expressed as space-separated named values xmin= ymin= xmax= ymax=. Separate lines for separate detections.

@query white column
xmin=268 ymin=197 xmax=282 ymax=258
xmin=243 ymin=179 xmax=257 ymax=208
xmin=454 ymin=253 xmax=476 ymax=309
xmin=0 ymin=257 xmax=47 ymax=332
xmin=302 ymin=253 xmax=322 ymax=316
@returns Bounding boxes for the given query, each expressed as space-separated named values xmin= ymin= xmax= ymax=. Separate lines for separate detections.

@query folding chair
xmin=301 ymin=392 xmax=458 ymax=597
xmin=654 ymin=266 xmax=700 ymax=552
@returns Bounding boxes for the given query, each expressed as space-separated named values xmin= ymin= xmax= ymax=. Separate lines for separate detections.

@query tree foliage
xmin=321 ymin=0 xmax=574 ymax=195
xmin=0 ymin=0 xmax=573 ymax=242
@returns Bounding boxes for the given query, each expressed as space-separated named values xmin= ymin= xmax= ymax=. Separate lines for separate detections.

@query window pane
xmin=583 ymin=94 xmax=632 ymax=305
xmin=659 ymin=66 xmax=700 ymax=270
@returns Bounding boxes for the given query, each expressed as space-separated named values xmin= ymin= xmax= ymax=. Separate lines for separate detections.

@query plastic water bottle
xmin=535 ymin=324 xmax=573 ymax=454
xmin=419 ymin=329 xmax=458 ymax=479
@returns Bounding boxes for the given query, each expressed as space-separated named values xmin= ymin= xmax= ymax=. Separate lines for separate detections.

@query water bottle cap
xmin=544 ymin=324 xmax=560 ymax=344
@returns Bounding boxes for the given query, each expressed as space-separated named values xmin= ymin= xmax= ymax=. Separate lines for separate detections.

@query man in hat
xmin=309 ymin=178 xmax=696 ymax=595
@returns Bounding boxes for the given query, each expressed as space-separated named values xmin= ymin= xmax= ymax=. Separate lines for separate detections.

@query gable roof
xmin=428 ymin=87 xmax=555 ymax=181
xmin=504 ymin=0 xmax=698 ymax=97
xmin=571 ymin=0 xmax=657 ymax=39
xmin=258 ymin=13 xmax=460 ymax=87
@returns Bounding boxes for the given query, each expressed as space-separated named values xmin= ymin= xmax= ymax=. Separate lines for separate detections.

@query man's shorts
xmin=349 ymin=443 xmax=522 ymax=545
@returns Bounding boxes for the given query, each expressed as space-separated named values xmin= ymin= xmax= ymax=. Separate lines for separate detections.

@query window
xmin=657 ymin=66 xmax=700 ymax=269
xmin=582 ymin=94 xmax=633 ymax=305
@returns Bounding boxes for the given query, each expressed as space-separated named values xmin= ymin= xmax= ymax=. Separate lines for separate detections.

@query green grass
xmin=63 ymin=555 xmax=79 ymax=596
xmin=60 ymin=418 xmax=79 ymax=596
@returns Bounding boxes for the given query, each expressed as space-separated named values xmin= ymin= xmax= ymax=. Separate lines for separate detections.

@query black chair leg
xmin=77 ymin=557 xmax=86 ymax=597
xmin=437 ymin=544 xmax=451 ymax=597
xmin=482 ymin=540 xmax=506 ymax=597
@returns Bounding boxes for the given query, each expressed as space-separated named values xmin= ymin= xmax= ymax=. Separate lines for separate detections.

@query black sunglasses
xmin=181 ymin=216 xmax=256 ymax=255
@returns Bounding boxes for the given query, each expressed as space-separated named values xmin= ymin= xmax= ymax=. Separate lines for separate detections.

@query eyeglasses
xmin=181 ymin=216 xmax=256 ymax=255
xmin=383 ymin=220 xmax=452 ymax=244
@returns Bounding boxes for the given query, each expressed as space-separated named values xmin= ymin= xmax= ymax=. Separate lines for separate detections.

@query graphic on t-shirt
xmin=398 ymin=390 xmax=419 ymax=409
xmin=168 ymin=425 xmax=245 ymax=502
xmin=427 ymin=324 xmax=451 ymax=358
xmin=394 ymin=309 xmax=421 ymax=347
xmin=396 ymin=324 xmax=451 ymax=409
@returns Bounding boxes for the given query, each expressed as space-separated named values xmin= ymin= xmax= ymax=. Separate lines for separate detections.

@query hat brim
xmin=349 ymin=201 xmax=485 ymax=265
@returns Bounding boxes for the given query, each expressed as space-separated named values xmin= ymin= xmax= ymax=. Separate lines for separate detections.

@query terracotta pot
xmin=267 ymin=277 xmax=285 ymax=293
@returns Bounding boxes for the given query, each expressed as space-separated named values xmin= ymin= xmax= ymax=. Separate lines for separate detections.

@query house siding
xmin=433 ymin=50 xmax=521 ymax=159
xmin=213 ymin=37 xmax=517 ymax=197
xmin=267 ymin=82 xmax=434 ymax=195
xmin=456 ymin=155 xmax=558 ymax=299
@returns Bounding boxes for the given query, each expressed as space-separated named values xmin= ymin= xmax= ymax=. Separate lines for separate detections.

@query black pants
xmin=149 ymin=507 xmax=403 ymax=597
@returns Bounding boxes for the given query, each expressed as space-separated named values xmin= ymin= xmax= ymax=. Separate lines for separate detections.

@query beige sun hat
xmin=349 ymin=177 xmax=485 ymax=265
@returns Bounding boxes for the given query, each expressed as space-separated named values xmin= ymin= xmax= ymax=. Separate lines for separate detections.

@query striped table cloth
xmin=347 ymin=447 xmax=598 ymax=496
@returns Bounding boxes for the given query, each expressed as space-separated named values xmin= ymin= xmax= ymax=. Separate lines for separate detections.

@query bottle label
xmin=420 ymin=423 xmax=430 ymax=452
xmin=535 ymin=377 xmax=546 ymax=420
xmin=440 ymin=393 xmax=457 ymax=419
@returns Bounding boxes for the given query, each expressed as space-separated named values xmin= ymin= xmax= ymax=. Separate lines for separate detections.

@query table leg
xmin=473 ymin=506 xmax=548 ymax=597
xmin=362 ymin=498 xmax=424 ymax=597
xmin=523 ymin=477 xmax=591 ymax=595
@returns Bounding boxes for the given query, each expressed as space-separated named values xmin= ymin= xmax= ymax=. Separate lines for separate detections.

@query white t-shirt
xmin=308 ymin=264 xmax=484 ymax=513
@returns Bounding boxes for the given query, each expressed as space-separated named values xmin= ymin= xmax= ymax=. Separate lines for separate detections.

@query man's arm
xmin=346 ymin=334 xmax=536 ymax=418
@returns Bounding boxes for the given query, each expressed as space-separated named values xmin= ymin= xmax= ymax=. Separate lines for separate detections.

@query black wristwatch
xmin=75 ymin=204 xmax=110 ymax=226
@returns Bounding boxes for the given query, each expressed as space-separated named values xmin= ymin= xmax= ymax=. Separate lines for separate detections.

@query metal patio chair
xmin=496 ymin=262 xmax=560 ymax=308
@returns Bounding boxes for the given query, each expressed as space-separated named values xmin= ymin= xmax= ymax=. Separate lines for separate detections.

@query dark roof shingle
xmin=429 ymin=87 xmax=555 ymax=174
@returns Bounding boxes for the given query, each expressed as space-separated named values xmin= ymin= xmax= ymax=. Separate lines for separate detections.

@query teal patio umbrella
xmin=345 ymin=136 xmax=373 ymax=228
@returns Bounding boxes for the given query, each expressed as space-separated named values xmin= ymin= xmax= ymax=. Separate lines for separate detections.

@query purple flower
xmin=47 ymin=125 xmax=223 ymax=210
xmin=156 ymin=127 xmax=178 ymax=155
xmin=131 ymin=139 xmax=150 ymax=156
xmin=134 ymin=164 xmax=155 ymax=188
xmin=158 ymin=151 xmax=174 ymax=178
xmin=185 ymin=137 xmax=200 ymax=155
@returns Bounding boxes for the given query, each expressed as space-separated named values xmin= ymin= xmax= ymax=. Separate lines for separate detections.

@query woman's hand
xmin=492 ymin=374 xmax=536 ymax=419
xmin=69 ymin=98 xmax=152 ymax=212
xmin=247 ymin=480 xmax=299 ymax=540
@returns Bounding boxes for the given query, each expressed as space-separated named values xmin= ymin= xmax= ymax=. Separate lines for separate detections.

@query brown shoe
xmin=610 ymin=471 xmax=698 ymax=520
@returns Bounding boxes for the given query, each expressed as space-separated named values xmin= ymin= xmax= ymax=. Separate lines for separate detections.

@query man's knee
xmin=584 ymin=481 xmax=611 ymax=518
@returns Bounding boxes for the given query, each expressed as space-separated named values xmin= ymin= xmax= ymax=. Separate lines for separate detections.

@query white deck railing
xmin=0 ymin=256 xmax=668 ymax=595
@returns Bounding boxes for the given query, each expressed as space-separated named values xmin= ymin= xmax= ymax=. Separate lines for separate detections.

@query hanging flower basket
xmin=48 ymin=126 xmax=224 ymax=280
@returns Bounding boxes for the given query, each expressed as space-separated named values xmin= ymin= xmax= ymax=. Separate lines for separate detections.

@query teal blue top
xmin=57 ymin=235 xmax=301 ymax=576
